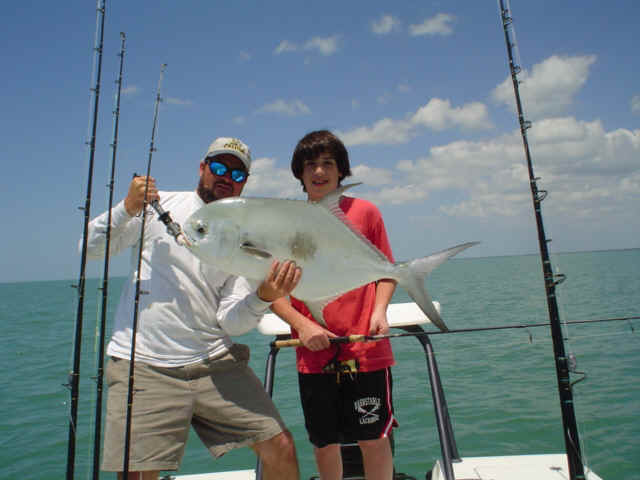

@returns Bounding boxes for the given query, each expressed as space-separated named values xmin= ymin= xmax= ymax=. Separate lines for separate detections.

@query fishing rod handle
xmin=272 ymin=334 xmax=367 ymax=349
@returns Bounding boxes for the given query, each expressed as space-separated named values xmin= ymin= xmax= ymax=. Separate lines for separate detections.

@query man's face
xmin=301 ymin=152 xmax=340 ymax=202
xmin=197 ymin=153 xmax=248 ymax=203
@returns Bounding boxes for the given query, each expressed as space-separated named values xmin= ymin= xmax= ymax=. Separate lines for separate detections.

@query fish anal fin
xmin=304 ymin=299 xmax=334 ymax=327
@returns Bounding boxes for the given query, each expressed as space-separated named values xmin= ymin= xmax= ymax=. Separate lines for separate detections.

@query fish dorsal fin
xmin=315 ymin=183 xmax=390 ymax=264
xmin=317 ymin=183 xmax=361 ymax=211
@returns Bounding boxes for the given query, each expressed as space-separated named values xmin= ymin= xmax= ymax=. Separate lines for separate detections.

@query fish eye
xmin=192 ymin=219 xmax=208 ymax=237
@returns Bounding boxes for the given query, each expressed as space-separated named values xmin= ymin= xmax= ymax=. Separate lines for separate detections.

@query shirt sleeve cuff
xmin=111 ymin=200 xmax=134 ymax=225
xmin=245 ymin=292 xmax=272 ymax=315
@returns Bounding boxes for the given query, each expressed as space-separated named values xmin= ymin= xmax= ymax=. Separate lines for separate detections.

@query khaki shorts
xmin=101 ymin=344 xmax=286 ymax=472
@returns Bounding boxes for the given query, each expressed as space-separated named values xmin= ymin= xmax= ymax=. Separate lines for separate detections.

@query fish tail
xmin=395 ymin=242 xmax=479 ymax=332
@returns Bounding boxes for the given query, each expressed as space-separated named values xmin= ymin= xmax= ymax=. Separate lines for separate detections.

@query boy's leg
xmin=359 ymin=437 xmax=393 ymax=480
xmin=314 ymin=443 xmax=342 ymax=480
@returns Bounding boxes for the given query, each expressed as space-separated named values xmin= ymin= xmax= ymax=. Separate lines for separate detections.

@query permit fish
xmin=183 ymin=184 xmax=477 ymax=331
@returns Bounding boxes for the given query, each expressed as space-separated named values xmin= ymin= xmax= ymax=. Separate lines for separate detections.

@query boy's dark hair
xmin=291 ymin=130 xmax=352 ymax=191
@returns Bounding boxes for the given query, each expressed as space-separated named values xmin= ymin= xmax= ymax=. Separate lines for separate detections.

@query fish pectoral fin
xmin=240 ymin=242 xmax=273 ymax=260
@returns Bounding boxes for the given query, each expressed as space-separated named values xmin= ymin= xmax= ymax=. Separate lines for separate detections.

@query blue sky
xmin=2 ymin=0 xmax=638 ymax=283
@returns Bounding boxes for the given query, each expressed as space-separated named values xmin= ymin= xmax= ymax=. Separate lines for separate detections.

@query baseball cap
xmin=204 ymin=137 xmax=252 ymax=171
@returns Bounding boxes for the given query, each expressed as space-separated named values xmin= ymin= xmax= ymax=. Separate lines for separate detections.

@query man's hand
xmin=257 ymin=260 xmax=302 ymax=303
xmin=124 ymin=176 xmax=160 ymax=216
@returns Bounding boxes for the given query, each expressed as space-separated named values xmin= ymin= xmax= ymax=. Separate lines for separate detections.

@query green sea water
xmin=1 ymin=250 xmax=638 ymax=480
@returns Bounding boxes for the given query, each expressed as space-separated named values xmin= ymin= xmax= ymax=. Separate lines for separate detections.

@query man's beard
xmin=196 ymin=177 xmax=218 ymax=204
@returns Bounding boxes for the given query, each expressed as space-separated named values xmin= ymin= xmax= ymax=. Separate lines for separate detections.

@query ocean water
xmin=1 ymin=249 xmax=638 ymax=480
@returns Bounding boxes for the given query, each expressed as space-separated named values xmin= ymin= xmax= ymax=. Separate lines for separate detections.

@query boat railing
xmin=256 ymin=302 xmax=459 ymax=480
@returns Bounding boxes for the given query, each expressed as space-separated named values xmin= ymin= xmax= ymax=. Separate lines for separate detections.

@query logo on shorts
xmin=354 ymin=396 xmax=381 ymax=425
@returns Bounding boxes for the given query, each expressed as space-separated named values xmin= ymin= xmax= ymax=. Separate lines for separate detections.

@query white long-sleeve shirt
xmin=84 ymin=190 xmax=270 ymax=367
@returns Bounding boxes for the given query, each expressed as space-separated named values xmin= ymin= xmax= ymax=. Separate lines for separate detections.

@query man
xmin=271 ymin=130 xmax=397 ymax=480
xmin=84 ymin=137 xmax=301 ymax=480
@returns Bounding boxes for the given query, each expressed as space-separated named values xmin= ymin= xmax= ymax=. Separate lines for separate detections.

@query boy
xmin=272 ymin=130 xmax=397 ymax=480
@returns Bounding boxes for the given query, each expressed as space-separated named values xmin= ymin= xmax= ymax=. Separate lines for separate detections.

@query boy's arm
xmin=271 ymin=298 xmax=336 ymax=351
xmin=369 ymin=278 xmax=397 ymax=335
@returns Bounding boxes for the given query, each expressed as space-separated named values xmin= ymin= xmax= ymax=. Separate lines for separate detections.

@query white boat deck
xmin=167 ymin=470 xmax=255 ymax=480
xmin=169 ymin=454 xmax=603 ymax=480
xmin=431 ymin=454 xmax=603 ymax=480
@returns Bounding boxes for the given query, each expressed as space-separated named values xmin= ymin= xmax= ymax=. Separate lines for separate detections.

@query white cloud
xmin=362 ymin=184 xmax=430 ymax=206
xmin=351 ymin=164 xmax=394 ymax=187
xmin=370 ymin=119 xmax=640 ymax=226
xmin=492 ymin=54 xmax=597 ymax=119
xmin=274 ymin=40 xmax=298 ymax=55
xmin=409 ymin=13 xmax=455 ymax=37
xmin=304 ymin=35 xmax=340 ymax=56
xmin=243 ymin=157 xmax=302 ymax=199
xmin=339 ymin=98 xmax=492 ymax=146
xmin=274 ymin=36 xmax=340 ymax=56
xmin=122 ymin=86 xmax=140 ymax=96
xmin=256 ymin=99 xmax=311 ymax=117
xmin=165 ymin=97 xmax=193 ymax=106
xmin=632 ymin=95 xmax=640 ymax=114
xmin=411 ymin=99 xmax=491 ymax=131
xmin=371 ymin=15 xmax=401 ymax=35
xmin=339 ymin=117 xmax=414 ymax=146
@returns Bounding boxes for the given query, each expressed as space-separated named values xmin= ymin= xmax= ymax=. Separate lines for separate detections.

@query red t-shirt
xmin=290 ymin=196 xmax=395 ymax=373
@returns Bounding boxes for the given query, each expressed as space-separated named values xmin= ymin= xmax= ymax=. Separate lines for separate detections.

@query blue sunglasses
xmin=207 ymin=160 xmax=248 ymax=183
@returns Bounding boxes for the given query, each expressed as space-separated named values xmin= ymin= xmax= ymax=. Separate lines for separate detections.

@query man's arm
xmin=83 ymin=176 xmax=160 ymax=260
xmin=217 ymin=260 xmax=302 ymax=336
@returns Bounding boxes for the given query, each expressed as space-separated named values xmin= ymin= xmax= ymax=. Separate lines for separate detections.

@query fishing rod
xmin=122 ymin=63 xmax=167 ymax=477
xmin=498 ymin=1 xmax=586 ymax=479
xmin=67 ymin=1 xmax=106 ymax=478
xmin=272 ymin=315 xmax=639 ymax=348
xmin=91 ymin=31 xmax=126 ymax=480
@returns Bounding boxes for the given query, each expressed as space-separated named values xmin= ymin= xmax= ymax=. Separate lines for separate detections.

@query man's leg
xmin=117 ymin=472 xmax=160 ymax=480
xmin=251 ymin=430 xmax=300 ymax=480
xmin=359 ymin=437 xmax=393 ymax=480
xmin=102 ymin=358 xmax=191 ymax=475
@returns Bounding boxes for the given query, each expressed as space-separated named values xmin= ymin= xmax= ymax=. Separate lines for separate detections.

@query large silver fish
xmin=183 ymin=185 xmax=477 ymax=331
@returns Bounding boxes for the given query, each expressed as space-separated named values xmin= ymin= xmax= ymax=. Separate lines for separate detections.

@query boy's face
xmin=302 ymin=152 xmax=341 ymax=201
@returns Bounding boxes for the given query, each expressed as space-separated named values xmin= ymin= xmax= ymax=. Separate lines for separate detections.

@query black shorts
xmin=298 ymin=368 xmax=397 ymax=448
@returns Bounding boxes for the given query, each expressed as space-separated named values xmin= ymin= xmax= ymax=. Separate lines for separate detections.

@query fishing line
xmin=271 ymin=316 xmax=638 ymax=348
xmin=67 ymin=1 xmax=106 ymax=479
xmin=122 ymin=63 xmax=167 ymax=478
